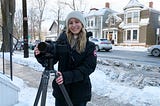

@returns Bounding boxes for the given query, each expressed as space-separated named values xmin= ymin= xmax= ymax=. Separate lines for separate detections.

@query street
xmin=97 ymin=49 xmax=160 ymax=67
xmin=14 ymin=47 xmax=160 ymax=67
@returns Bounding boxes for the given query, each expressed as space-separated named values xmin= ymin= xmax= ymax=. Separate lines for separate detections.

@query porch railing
xmin=0 ymin=25 xmax=18 ymax=80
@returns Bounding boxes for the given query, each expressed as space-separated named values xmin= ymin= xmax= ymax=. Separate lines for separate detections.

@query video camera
xmin=37 ymin=40 xmax=68 ymax=58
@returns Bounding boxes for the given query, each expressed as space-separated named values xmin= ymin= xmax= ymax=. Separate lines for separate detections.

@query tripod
xmin=33 ymin=55 xmax=73 ymax=106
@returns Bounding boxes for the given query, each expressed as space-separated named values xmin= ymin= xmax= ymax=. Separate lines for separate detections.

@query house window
xmin=127 ymin=13 xmax=132 ymax=23
xmin=108 ymin=15 xmax=115 ymax=26
xmin=127 ymin=30 xmax=131 ymax=40
xmin=95 ymin=18 xmax=97 ymax=26
xmin=133 ymin=12 xmax=139 ymax=23
xmin=88 ymin=20 xmax=90 ymax=27
xmin=91 ymin=20 xmax=93 ymax=27
xmin=126 ymin=12 xmax=139 ymax=24
xmin=133 ymin=30 xmax=138 ymax=40
xmin=124 ymin=14 xmax=127 ymax=24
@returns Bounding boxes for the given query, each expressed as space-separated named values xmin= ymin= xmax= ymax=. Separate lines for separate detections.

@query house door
xmin=109 ymin=32 xmax=114 ymax=44
xmin=106 ymin=32 xmax=112 ymax=40
xmin=106 ymin=32 xmax=114 ymax=44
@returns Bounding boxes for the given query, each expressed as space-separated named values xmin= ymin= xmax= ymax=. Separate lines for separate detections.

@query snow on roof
xmin=45 ymin=34 xmax=57 ymax=37
xmin=105 ymin=14 xmax=122 ymax=24
xmin=119 ymin=21 xmax=124 ymax=28
xmin=139 ymin=18 xmax=149 ymax=26
xmin=124 ymin=0 xmax=144 ymax=10
xmin=86 ymin=8 xmax=117 ymax=17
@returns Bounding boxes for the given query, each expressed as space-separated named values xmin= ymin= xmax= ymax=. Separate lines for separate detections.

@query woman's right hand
xmin=34 ymin=45 xmax=40 ymax=55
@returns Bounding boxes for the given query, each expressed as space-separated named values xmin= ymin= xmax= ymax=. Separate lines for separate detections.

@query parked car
xmin=89 ymin=38 xmax=112 ymax=51
xmin=147 ymin=45 xmax=160 ymax=57
xmin=15 ymin=41 xmax=24 ymax=50
xmin=29 ymin=40 xmax=41 ymax=50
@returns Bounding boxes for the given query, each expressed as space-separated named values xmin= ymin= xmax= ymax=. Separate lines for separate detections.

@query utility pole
xmin=22 ymin=0 xmax=29 ymax=58
xmin=57 ymin=8 xmax=60 ymax=36
xmin=73 ymin=0 xmax=75 ymax=10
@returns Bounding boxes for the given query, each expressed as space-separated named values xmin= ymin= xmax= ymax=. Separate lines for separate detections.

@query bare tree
xmin=59 ymin=0 xmax=87 ymax=11
xmin=28 ymin=7 xmax=39 ymax=41
xmin=1 ymin=0 xmax=15 ymax=52
xmin=50 ymin=1 xmax=66 ymax=35
xmin=29 ymin=0 xmax=48 ymax=41
xmin=14 ymin=9 xmax=23 ymax=39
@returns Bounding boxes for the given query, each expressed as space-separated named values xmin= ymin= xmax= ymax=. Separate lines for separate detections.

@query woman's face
xmin=68 ymin=18 xmax=83 ymax=34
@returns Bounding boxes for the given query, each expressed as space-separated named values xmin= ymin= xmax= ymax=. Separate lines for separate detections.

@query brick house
xmin=118 ymin=0 xmax=160 ymax=46
xmin=85 ymin=0 xmax=160 ymax=46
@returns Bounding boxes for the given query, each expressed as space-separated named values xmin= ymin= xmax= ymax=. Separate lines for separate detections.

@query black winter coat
xmin=35 ymin=31 xmax=97 ymax=104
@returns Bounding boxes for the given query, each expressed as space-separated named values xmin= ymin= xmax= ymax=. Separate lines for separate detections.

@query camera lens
xmin=38 ymin=42 xmax=48 ymax=53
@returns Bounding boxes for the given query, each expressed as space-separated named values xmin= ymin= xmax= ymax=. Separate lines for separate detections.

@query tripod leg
xmin=59 ymin=84 xmax=73 ymax=106
xmin=41 ymin=72 xmax=49 ymax=106
xmin=34 ymin=78 xmax=43 ymax=106
xmin=55 ymin=72 xmax=73 ymax=106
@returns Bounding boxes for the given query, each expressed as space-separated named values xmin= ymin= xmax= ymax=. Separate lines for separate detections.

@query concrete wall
xmin=0 ymin=74 xmax=20 ymax=106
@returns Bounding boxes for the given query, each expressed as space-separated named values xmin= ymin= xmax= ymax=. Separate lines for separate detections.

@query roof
xmin=139 ymin=18 xmax=149 ymax=26
xmin=49 ymin=20 xmax=65 ymax=31
xmin=124 ymin=0 xmax=144 ymax=10
xmin=85 ymin=8 xmax=117 ymax=17
xmin=105 ymin=14 xmax=122 ymax=24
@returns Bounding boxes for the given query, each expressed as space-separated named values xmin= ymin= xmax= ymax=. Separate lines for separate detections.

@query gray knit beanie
xmin=65 ymin=11 xmax=86 ymax=28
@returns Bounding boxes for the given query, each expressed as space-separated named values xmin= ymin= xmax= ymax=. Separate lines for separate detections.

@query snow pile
xmin=97 ymin=58 xmax=160 ymax=89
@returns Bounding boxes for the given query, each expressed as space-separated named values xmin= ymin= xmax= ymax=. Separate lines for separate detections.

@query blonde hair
xmin=66 ymin=27 xmax=87 ymax=53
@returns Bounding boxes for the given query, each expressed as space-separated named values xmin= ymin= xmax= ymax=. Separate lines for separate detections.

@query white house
xmin=85 ymin=2 xmax=121 ymax=44
xmin=46 ymin=20 xmax=65 ymax=41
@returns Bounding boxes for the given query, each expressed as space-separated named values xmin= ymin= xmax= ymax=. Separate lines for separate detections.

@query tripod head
xmin=42 ymin=53 xmax=56 ymax=74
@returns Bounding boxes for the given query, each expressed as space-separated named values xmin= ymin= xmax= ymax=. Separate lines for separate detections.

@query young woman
xmin=34 ymin=11 xmax=97 ymax=106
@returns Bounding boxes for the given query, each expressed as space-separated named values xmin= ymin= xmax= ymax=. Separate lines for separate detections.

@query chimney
xmin=149 ymin=1 xmax=153 ymax=8
xmin=105 ymin=2 xmax=110 ymax=8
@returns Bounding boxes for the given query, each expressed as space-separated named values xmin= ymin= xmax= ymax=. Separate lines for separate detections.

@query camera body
xmin=37 ymin=40 xmax=68 ymax=57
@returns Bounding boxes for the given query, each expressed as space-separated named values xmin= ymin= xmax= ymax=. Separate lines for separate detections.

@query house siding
xmin=118 ymin=30 xmax=123 ymax=43
xmin=140 ymin=10 xmax=149 ymax=18
xmin=146 ymin=25 xmax=156 ymax=45
xmin=118 ymin=7 xmax=160 ymax=46
xmin=139 ymin=26 xmax=147 ymax=44
xmin=141 ymin=9 xmax=160 ymax=45
xmin=149 ymin=10 xmax=160 ymax=45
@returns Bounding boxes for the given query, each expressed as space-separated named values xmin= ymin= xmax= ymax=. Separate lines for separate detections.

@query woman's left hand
xmin=34 ymin=45 xmax=40 ymax=55
xmin=56 ymin=71 xmax=63 ymax=85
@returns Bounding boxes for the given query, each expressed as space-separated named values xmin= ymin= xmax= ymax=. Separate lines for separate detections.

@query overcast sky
xmin=45 ymin=0 xmax=160 ymax=12
xmin=87 ymin=0 xmax=160 ymax=12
